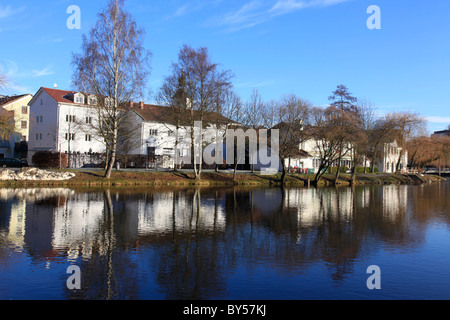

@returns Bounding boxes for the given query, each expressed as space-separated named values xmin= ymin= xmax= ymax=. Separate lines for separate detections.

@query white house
xmin=124 ymin=102 xmax=233 ymax=169
xmin=28 ymin=87 xmax=106 ymax=167
xmin=375 ymin=139 xmax=408 ymax=173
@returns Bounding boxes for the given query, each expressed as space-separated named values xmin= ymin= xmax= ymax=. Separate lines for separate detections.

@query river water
xmin=0 ymin=179 xmax=449 ymax=300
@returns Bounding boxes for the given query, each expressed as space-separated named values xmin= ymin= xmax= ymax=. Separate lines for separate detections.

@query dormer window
xmin=88 ymin=95 xmax=97 ymax=105
xmin=105 ymin=97 xmax=113 ymax=107
xmin=74 ymin=93 xmax=85 ymax=104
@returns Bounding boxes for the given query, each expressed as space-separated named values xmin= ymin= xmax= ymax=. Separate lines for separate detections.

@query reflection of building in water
xmin=0 ymin=188 xmax=75 ymax=250
xmin=283 ymin=188 xmax=354 ymax=227
xmin=0 ymin=189 xmax=227 ymax=261
xmin=381 ymin=185 xmax=407 ymax=221
xmin=133 ymin=191 xmax=226 ymax=235
xmin=52 ymin=193 xmax=105 ymax=259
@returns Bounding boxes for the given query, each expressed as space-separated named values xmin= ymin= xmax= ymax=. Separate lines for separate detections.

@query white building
xmin=28 ymin=87 xmax=233 ymax=168
xmin=375 ymin=139 xmax=408 ymax=173
xmin=28 ymin=87 xmax=109 ymax=167
xmin=124 ymin=102 xmax=232 ymax=169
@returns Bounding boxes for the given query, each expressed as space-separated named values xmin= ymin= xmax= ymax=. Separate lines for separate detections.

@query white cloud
xmin=211 ymin=0 xmax=351 ymax=32
xmin=425 ymin=116 xmax=450 ymax=124
xmin=235 ymin=80 xmax=274 ymax=88
xmin=0 ymin=5 xmax=25 ymax=19
xmin=31 ymin=67 xmax=54 ymax=78
xmin=0 ymin=60 xmax=54 ymax=80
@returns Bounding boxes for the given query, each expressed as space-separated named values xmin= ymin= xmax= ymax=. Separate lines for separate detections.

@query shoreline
xmin=0 ymin=169 xmax=446 ymax=189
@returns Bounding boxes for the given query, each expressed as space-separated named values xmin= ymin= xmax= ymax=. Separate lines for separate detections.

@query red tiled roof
xmin=131 ymin=103 xmax=235 ymax=125
xmin=39 ymin=87 xmax=234 ymax=125
xmin=40 ymin=87 xmax=80 ymax=104
xmin=0 ymin=94 xmax=31 ymax=107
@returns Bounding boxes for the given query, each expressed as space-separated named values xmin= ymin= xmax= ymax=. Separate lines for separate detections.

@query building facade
xmin=375 ymin=139 xmax=408 ymax=173
xmin=28 ymin=87 xmax=106 ymax=166
xmin=0 ymin=93 xmax=33 ymax=159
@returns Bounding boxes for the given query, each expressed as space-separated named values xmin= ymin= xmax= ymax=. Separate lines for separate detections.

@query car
xmin=0 ymin=158 xmax=27 ymax=168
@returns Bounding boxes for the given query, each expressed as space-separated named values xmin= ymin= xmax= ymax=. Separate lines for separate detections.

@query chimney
xmin=139 ymin=101 xmax=144 ymax=110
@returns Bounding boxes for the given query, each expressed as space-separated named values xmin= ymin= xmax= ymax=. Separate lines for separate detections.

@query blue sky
xmin=1 ymin=0 xmax=449 ymax=133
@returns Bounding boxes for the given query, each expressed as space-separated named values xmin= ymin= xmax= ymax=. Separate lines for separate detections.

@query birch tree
xmin=71 ymin=0 xmax=151 ymax=178
xmin=160 ymin=44 xmax=232 ymax=180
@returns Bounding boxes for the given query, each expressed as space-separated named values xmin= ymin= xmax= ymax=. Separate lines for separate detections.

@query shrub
xmin=32 ymin=151 xmax=67 ymax=169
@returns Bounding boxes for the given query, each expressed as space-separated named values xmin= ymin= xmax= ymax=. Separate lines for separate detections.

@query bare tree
xmin=385 ymin=111 xmax=426 ymax=172
xmin=157 ymin=72 xmax=189 ymax=171
xmin=328 ymin=85 xmax=358 ymax=183
xmin=309 ymin=106 xmax=343 ymax=184
xmin=71 ymin=0 xmax=151 ymax=178
xmin=0 ymin=109 xmax=14 ymax=141
xmin=162 ymin=44 xmax=233 ymax=180
xmin=408 ymin=135 xmax=450 ymax=174
xmin=0 ymin=73 xmax=8 ymax=89
xmin=244 ymin=89 xmax=265 ymax=173
xmin=271 ymin=94 xmax=311 ymax=185
xmin=367 ymin=116 xmax=396 ymax=173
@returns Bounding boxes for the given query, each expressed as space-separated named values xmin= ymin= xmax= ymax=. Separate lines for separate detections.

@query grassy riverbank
xmin=0 ymin=169 xmax=446 ymax=188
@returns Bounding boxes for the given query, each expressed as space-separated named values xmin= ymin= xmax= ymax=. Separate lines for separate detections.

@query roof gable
xmin=0 ymin=94 xmax=33 ymax=108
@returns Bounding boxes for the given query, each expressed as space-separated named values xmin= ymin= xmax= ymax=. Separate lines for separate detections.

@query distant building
xmin=0 ymin=93 xmax=33 ymax=159
xmin=431 ymin=129 xmax=450 ymax=137
xmin=375 ymin=139 xmax=408 ymax=173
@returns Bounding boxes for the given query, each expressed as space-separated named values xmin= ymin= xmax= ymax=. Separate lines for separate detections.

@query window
xmin=37 ymin=115 xmax=43 ymax=123
xmin=168 ymin=130 xmax=174 ymax=137
xmin=86 ymin=116 xmax=92 ymax=124
xmin=150 ymin=129 xmax=158 ymax=136
xmin=21 ymin=135 xmax=26 ymax=142
xmin=36 ymin=133 xmax=39 ymax=141
xmin=85 ymin=134 xmax=91 ymax=141
xmin=66 ymin=115 xmax=76 ymax=122
xmin=65 ymin=133 xmax=75 ymax=141
xmin=22 ymin=106 xmax=28 ymax=114
xmin=21 ymin=121 xmax=27 ymax=129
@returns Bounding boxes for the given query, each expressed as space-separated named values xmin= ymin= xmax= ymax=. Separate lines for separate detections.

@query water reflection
xmin=0 ymin=181 xmax=449 ymax=300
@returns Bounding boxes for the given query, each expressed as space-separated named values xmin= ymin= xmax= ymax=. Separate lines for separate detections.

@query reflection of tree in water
xmin=65 ymin=190 xmax=140 ymax=300
xmin=152 ymin=189 xmax=230 ymax=300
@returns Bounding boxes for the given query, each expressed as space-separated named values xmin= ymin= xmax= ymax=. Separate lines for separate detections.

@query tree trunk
xmin=395 ymin=149 xmax=404 ymax=173
xmin=335 ymin=157 xmax=341 ymax=184
xmin=370 ymin=149 xmax=378 ymax=173
xmin=104 ymin=128 xmax=118 ymax=179
xmin=281 ymin=161 xmax=287 ymax=185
